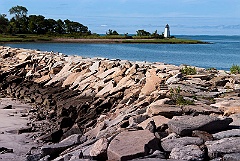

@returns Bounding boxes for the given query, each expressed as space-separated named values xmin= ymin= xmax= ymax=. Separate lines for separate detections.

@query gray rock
xmin=41 ymin=134 xmax=81 ymax=157
xmin=26 ymin=154 xmax=42 ymax=161
xmin=142 ymin=150 xmax=166 ymax=159
xmin=166 ymin=73 xmax=182 ymax=84
xmin=169 ymin=145 xmax=205 ymax=161
xmin=223 ymin=153 xmax=240 ymax=161
xmin=61 ymin=123 xmax=82 ymax=140
xmin=168 ymin=115 xmax=233 ymax=136
xmin=213 ymin=129 xmax=240 ymax=139
xmin=205 ymin=137 xmax=240 ymax=159
xmin=107 ymin=130 xmax=160 ymax=161
xmin=229 ymin=113 xmax=240 ymax=128
xmin=161 ymin=137 xmax=204 ymax=152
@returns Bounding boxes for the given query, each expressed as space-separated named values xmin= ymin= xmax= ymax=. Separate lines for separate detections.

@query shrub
xmin=230 ymin=64 xmax=240 ymax=74
xmin=170 ymin=87 xmax=194 ymax=105
xmin=180 ymin=65 xmax=197 ymax=75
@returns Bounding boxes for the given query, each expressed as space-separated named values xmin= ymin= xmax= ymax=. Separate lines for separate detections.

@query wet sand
xmin=0 ymin=98 xmax=39 ymax=161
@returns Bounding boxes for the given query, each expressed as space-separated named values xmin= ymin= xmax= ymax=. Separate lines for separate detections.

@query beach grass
xmin=0 ymin=34 xmax=52 ymax=42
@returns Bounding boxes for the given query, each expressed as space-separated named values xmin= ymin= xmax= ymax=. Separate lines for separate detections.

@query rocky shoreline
xmin=0 ymin=46 xmax=240 ymax=161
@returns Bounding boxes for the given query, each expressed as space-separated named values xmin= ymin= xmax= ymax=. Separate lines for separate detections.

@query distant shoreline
xmin=0 ymin=34 xmax=209 ymax=44
xmin=51 ymin=38 xmax=209 ymax=44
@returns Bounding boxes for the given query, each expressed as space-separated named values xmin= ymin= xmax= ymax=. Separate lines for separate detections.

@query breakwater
xmin=0 ymin=46 xmax=240 ymax=160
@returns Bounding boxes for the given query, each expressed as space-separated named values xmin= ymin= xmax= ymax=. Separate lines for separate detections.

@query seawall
xmin=0 ymin=46 xmax=240 ymax=160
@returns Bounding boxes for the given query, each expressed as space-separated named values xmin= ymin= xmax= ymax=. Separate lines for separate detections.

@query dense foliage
xmin=1 ymin=5 xmax=91 ymax=35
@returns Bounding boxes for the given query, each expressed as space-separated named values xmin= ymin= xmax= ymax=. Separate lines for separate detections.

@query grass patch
xmin=0 ymin=34 xmax=52 ymax=42
xmin=230 ymin=64 xmax=240 ymax=74
xmin=170 ymin=87 xmax=194 ymax=105
xmin=180 ymin=65 xmax=197 ymax=75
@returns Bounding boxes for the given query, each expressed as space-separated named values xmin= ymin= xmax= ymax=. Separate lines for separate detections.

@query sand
xmin=0 ymin=98 xmax=39 ymax=161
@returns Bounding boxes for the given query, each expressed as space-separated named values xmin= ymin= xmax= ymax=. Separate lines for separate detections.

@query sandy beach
xmin=0 ymin=98 xmax=39 ymax=161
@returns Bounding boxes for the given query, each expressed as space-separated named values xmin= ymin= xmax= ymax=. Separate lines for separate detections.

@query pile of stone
xmin=0 ymin=46 xmax=240 ymax=161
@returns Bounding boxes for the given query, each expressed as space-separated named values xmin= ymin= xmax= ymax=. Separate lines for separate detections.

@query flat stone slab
xmin=41 ymin=134 xmax=81 ymax=157
xmin=205 ymin=137 xmax=240 ymax=159
xmin=107 ymin=130 xmax=160 ymax=161
xmin=147 ymin=99 xmax=182 ymax=118
xmin=213 ymin=129 xmax=240 ymax=139
xmin=168 ymin=115 xmax=233 ymax=136
xmin=161 ymin=137 xmax=204 ymax=152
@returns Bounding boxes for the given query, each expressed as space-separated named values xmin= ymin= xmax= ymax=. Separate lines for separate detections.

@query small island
xmin=0 ymin=6 xmax=208 ymax=44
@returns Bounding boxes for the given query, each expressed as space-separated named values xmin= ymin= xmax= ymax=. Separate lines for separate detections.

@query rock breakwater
xmin=0 ymin=46 xmax=240 ymax=161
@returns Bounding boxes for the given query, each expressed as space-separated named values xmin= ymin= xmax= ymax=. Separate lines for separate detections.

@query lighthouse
xmin=164 ymin=24 xmax=170 ymax=38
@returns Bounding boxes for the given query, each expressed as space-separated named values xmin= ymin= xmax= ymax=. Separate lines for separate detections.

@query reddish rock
xmin=138 ymin=115 xmax=170 ymax=130
xmin=107 ymin=130 xmax=160 ymax=161
xmin=90 ymin=138 xmax=108 ymax=160
xmin=147 ymin=100 xmax=182 ymax=118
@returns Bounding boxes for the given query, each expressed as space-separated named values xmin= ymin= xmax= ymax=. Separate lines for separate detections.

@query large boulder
xmin=168 ymin=115 xmax=233 ymax=136
xmin=205 ymin=137 xmax=240 ymax=159
xmin=107 ymin=130 xmax=160 ymax=161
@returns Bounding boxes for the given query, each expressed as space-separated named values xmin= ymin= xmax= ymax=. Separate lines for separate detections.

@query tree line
xmin=0 ymin=5 xmax=166 ymax=39
xmin=0 ymin=5 xmax=91 ymax=35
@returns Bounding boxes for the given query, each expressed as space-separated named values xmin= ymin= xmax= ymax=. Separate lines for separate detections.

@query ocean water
xmin=2 ymin=35 xmax=240 ymax=70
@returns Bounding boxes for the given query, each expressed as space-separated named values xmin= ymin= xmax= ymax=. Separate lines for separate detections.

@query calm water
xmin=2 ymin=35 xmax=240 ymax=70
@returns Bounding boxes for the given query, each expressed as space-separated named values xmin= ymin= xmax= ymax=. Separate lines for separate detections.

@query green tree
xmin=28 ymin=15 xmax=46 ymax=34
xmin=136 ymin=30 xmax=151 ymax=36
xmin=151 ymin=30 xmax=164 ymax=39
xmin=45 ymin=19 xmax=57 ymax=34
xmin=8 ymin=6 xmax=29 ymax=34
xmin=64 ymin=19 xmax=90 ymax=35
xmin=0 ymin=14 xmax=9 ymax=33
xmin=9 ymin=5 xmax=28 ymax=20
xmin=106 ymin=29 xmax=119 ymax=35
xmin=55 ymin=19 xmax=65 ymax=34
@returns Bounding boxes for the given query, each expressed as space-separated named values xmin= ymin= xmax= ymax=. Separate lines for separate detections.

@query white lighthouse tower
xmin=164 ymin=24 xmax=170 ymax=38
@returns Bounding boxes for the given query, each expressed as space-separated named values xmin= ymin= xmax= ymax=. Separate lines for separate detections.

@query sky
xmin=1 ymin=0 xmax=240 ymax=35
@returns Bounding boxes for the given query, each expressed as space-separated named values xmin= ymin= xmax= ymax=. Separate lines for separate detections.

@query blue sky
xmin=1 ymin=0 xmax=240 ymax=35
